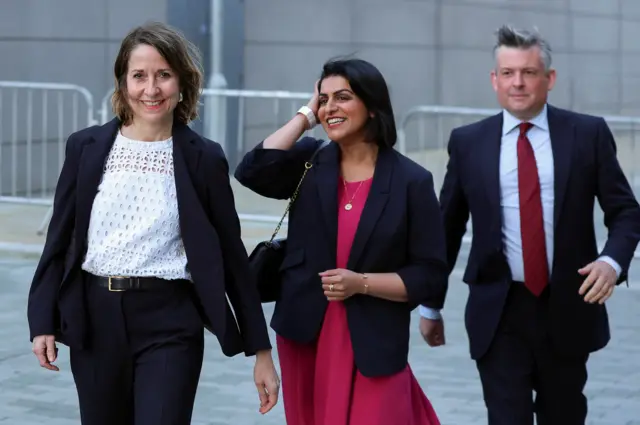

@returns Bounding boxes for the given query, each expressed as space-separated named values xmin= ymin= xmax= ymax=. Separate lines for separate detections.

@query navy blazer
xmin=235 ymin=137 xmax=448 ymax=377
xmin=435 ymin=104 xmax=640 ymax=360
xmin=27 ymin=118 xmax=271 ymax=357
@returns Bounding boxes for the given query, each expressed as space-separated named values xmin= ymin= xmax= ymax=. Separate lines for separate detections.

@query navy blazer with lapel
xmin=27 ymin=118 xmax=271 ymax=357
xmin=434 ymin=104 xmax=640 ymax=360
xmin=234 ymin=137 xmax=449 ymax=377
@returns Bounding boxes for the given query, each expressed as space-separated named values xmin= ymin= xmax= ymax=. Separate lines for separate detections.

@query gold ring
xmin=329 ymin=284 xmax=334 ymax=292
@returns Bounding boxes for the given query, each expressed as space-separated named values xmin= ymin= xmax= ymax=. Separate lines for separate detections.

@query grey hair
xmin=493 ymin=25 xmax=552 ymax=71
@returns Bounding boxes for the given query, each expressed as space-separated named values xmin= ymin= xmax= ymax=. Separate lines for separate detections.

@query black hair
xmin=318 ymin=58 xmax=397 ymax=149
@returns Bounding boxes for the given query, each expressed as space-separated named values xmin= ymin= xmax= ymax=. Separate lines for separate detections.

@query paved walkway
xmin=2 ymin=255 xmax=640 ymax=424
xmin=1 ymin=181 xmax=639 ymax=424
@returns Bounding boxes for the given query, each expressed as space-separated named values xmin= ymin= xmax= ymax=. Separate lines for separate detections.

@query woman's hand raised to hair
xmin=307 ymin=80 xmax=320 ymax=117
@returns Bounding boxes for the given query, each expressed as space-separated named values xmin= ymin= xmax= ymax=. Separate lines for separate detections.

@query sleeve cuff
xmin=418 ymin=305 xmax=442 ymax=320
xmin=598 ymin=255 xmax=622 ymax=278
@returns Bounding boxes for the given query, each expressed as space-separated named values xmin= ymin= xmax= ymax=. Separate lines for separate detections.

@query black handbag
xmin=249 ymin=141 xmax=328 ymax=302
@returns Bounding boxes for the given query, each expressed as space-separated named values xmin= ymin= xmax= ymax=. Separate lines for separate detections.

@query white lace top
xmin=81 ymin=132 xmax=191 ymax=281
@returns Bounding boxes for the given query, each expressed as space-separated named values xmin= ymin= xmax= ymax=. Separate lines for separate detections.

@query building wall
xmin=0 ymin=0 xmax=168 ymax=102
xmin=2 ymin=0 xmax=640 ymax=193
xmin=2 ymin=0 xmax=639 ymax=133
xmin=0 ymin=0 xmax=168 ymax=195
xmin=242 ymin=0 xmax=640 ymax=188
xmin=243 ymin=0 xmax=640 ymax=116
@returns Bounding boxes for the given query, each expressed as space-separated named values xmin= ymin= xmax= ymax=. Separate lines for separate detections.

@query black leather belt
xmin=91 ymin=275 xmax=180 ymax=292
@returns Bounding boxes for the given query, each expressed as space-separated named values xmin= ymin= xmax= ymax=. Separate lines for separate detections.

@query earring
xmin=179 ymin=93 xmax=183 ymax=102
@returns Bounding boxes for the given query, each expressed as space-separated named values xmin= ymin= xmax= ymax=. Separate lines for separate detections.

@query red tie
xmin=517 ymin=122 xmax=548 ymax=296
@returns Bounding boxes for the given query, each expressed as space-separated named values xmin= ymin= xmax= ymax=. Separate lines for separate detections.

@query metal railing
xmin=0 ymin=81 xmax=96 ymax=202
xmin=397 ymin=105 xmax=640 ymax=194
xmin=5 ymin=81 xmax=640 ymax=235
xmin=0 ymin=81 xmax=97 ymax=233
xmin=396 ymin=105 xmax=640 ymax=255
xmin=0 ymin=86 xmax=324 ymax=235
xmin=99 ymin=87 xmax=323 ymax=227
xmin=100 ymin=87 xmax=321 ymax=137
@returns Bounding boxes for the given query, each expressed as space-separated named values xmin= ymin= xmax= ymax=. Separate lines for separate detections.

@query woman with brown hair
xmin=27 ymin=22 xmax=279 ymax=425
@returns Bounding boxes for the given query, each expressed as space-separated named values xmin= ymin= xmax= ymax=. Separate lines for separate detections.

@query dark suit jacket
xmin=234 ymin=137 xmax=449 ymax=377
xmin=433 ymin=104 xmax=640 ymax=360
xmin=27 ymin=118 xmax=271 ymax=357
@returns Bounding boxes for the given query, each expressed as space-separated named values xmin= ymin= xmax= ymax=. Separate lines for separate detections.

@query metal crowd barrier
xmin=0 ymin=82 xmax=96 ymax=201
xmin=100 ymin=87 xmax=322 ymax=152
xmin=397 ymin=105 xmax=640 ymax=194
xmin=5 ymin=81 xmax=640 ymax=235
xmin=396 ymin=105 xmax=640 ymax=255
xmin=99 ymin=87 xmax=324 ymax=226
xmin=0 ymin=82 xmax=97 ymax=233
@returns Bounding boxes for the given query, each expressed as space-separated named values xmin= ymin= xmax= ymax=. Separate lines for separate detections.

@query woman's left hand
xmin=320 ymin=268 xmax=364 ymax=301
xmin=254 ymin=350 xmax=280 ymax=414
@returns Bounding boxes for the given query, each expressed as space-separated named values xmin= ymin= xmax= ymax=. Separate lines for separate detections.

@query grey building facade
xmin=244 ymin=0 xmax=640 ymax=115
xmin=2 ymin=0 xmax=640 ymax=193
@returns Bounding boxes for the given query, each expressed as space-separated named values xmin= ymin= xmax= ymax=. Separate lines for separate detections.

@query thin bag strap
xmin=268 ymin=140 xmax=329 ymax=243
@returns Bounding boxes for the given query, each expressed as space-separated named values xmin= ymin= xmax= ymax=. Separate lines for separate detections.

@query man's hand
xmin=32 ymin=335 xmax=59 ymax=371
xmin=578 ymin=260 xmax=617 ymax=304
xmin=419 ymin=317 xmax=445 ymax=347
xmin=253 ymin=349 xmax=280 ymax=414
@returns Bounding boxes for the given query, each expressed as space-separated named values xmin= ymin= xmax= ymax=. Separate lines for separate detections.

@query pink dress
xmin=276 ymin=177 xmax=441 ymax=425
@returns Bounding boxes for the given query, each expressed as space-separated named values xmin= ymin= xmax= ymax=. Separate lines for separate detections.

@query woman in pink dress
xmin=235 ymin=58 xmax=448 ymax=425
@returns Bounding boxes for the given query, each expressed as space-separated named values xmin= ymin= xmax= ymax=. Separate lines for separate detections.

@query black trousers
xmin=476 ymin=283 xmax=588 ymax=425
xmin=70 ymin=273 xmax=205 ymax=425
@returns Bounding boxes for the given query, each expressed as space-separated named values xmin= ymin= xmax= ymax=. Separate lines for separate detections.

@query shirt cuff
xmin=597 ymin=255 xmax=622 ymax=278
xmin=418 ymin=305 xmax=442 ymax=320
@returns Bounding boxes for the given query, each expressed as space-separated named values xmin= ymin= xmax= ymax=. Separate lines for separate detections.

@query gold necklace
xmin=342 ymin=179 xmax=365 ymax=211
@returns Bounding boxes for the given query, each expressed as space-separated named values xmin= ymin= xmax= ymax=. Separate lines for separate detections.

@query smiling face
xmin=124 ymin=44 xmax=181 ymax=126
xmin=491 ymin=45 xmax=556 ymax=120
xmin=317 ymin=75 xmax=371 ymax=145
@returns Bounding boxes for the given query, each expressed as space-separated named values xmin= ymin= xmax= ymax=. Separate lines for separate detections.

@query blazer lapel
xmin=315 ymin=143 xmax=340 ymax=265
xmin=171 ymin=124 xmax=202 ymax=247
xmin=172 ymin=124 xmax=201 ymax=187
xmin=547 ymin=105 xmax=574 ymax=230
xmin=346 ymin=147 xmax=392 ymax=270
xmin=481 ymin=114 xmax=504 ymax=240
xmin=74 ymin=118 xmax=119 ymax=255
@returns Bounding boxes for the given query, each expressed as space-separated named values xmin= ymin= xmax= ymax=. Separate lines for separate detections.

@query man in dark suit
xmin=418 ymin=25 xmax=640 ymax=425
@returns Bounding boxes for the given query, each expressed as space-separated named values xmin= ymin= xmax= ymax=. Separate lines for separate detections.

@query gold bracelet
xmin=361 ymin=273 xmax=369 ymax=295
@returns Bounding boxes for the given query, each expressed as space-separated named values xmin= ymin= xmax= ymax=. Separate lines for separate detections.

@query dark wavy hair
xmin=111 ymin=21 xmax=204 ymax=125
xmin=318 ymin=58 xmax=397 ymax=149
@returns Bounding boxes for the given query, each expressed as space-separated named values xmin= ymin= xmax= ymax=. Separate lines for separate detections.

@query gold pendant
xmin=344 ymin=203 xmax=353 ymax=211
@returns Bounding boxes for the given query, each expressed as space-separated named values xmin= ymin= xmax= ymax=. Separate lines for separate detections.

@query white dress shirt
xmin=419 ymin=105 xmax=620 ymax=320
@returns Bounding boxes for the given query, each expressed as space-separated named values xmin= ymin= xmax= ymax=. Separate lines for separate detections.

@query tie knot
xmin=519 ymin=122 xmax=533 ymax=136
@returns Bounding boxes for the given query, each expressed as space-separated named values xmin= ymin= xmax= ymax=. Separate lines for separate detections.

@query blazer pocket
xmin=279 ymin=248 xmax=305 ymax=272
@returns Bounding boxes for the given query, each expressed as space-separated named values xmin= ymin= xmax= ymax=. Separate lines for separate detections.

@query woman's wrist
xmin=256 ymin=349 xmax=272 ymax=359
xmin=352 ymin=272 xmax=407 ymax=302
xmin=358 ymin=273 xmax=369 ymax=295
xmin=297 ymin=105 xmax=317 ymax=130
